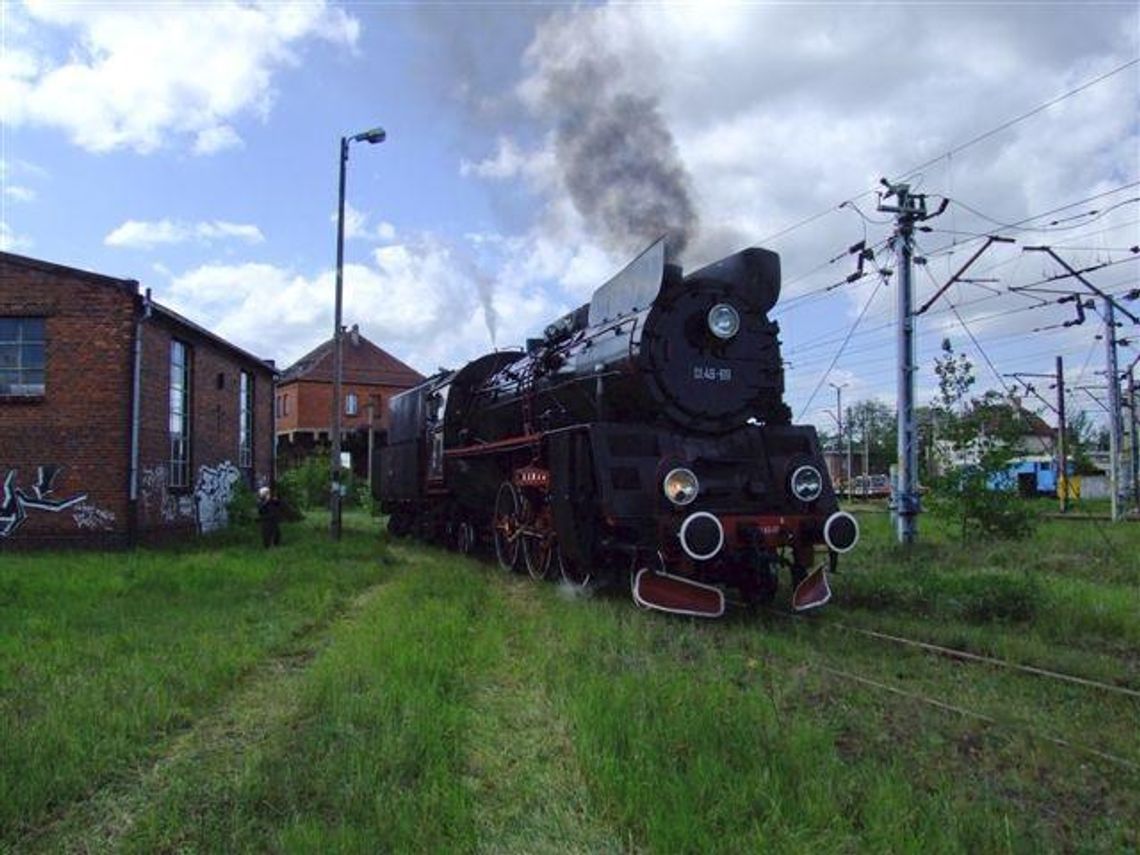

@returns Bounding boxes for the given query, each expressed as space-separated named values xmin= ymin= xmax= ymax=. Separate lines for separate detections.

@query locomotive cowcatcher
xmin=375 ymin=238 xmax=858 ymax=617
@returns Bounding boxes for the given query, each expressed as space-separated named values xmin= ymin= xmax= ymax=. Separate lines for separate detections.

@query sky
xmin=2 ymin=1 xmax=1138 ymax=433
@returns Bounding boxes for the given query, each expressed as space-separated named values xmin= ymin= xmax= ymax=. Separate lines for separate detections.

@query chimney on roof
xmin=350 ymin=324 xmax=360 ymax=346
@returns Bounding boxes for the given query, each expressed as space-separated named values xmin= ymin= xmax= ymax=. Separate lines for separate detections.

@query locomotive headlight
xmin=707 ymin=303 xmax=740 ymax=340
xmin=663 ymin=467 xmax=699 ymax=506
xmin=789 ymin=465 xmax=823 ymax=502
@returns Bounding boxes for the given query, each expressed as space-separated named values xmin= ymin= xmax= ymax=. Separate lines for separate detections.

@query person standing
xmin=257 ymin=486 xmax=282 ymax=548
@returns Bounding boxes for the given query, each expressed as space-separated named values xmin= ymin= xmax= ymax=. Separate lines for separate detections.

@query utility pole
xmin=846 ymin=420 xmax=853 ymax=503
xmin=829 ymin=382 xmax=848 ymax=501
xmin=366 ymin=398 xmax=376 ymax=496
xmin=1056 ymin=356 xmax=1067 ymax=513
xmin=1023 ymin=247 xmax=1138 ymax=522
xmin=880 ymin=181 xmax=945 ymax=544
xmin=1104 ymin=299 xmax=1123 ymax=521
xmin=863 ymin=413 xmax=870 ymax=499
xmin=1005 ymin=367 xmax=1068 ymax=512
xmin=1129 ymin=365 xmax=1139 ymax=514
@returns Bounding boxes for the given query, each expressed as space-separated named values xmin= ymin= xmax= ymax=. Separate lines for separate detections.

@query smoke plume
xmin=525 ymin=12 xmax=699 ymax=261
xmin=459 ymin=254 xmax=499 ymax=347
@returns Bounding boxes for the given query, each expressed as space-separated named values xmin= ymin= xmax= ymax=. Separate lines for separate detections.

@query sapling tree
xmin=929 ymin=340 xmax=1037 ymax=539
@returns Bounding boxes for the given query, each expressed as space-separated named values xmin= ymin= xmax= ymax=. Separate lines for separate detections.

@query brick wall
xmin=0 ymin=257 xmax=136 ymax=547
xmin=1 ymin=253 xmax=276 ymax=548
xmin=136 ymin=312 xmax=275 ymax=538
xmin=276 ymin=379 xmax=401 ymax=435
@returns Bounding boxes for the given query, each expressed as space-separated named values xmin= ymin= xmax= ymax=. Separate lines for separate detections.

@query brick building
xmin=276 ymin=325 xmax=423 ymax=475
xmin=1 ymin=251 xmax=275 ymax=548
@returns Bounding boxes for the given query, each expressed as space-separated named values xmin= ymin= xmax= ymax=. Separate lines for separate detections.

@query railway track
xmin=758 ymin=604 xmax=1140 ymax=772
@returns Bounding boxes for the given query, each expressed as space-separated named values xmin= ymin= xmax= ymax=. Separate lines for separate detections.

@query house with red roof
xmin=275 ymin=324 xmax=424 ymax=475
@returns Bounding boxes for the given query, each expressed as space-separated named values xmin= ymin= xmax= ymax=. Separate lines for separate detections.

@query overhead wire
xmin=894 ymin=57 xmax=1139 ymax=182
xmin=794 ymin=274 xmax=887 ymax=421
xmin=754 ymin=63 xmax=1138 ymax=413
xmin=949 ymin=194 xmax=1140 ymax=234
xmin=751 ymin=62 xmax=1137 ymax=258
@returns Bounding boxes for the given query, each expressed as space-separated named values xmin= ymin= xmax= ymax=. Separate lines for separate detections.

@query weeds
xmin=6 ymin=509 xmax=1139 ymax=852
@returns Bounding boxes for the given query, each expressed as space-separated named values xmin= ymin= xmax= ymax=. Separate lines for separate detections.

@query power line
xmin=755 ymin=62 xmax=1137 ymax=254
xmin=895 ymin=57 xmax=1140 ymax=181
xmin=949 ymin=194 xmax=1140 ymax=234
xmin=795 ymin=276 xmax=887 ymax=421
xmin=918 ymin=183 xmax=1140 ymax=261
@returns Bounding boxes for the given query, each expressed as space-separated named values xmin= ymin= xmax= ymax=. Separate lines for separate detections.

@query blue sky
xmin=2 ymin=1 xmax=1138 ymax=432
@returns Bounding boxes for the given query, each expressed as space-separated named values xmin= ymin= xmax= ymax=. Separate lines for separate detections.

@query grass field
xmin=3 ymin=508 xmax=1138 ymax=852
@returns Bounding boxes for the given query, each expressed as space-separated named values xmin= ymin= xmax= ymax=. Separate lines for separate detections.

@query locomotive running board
xmin=791 ymin=565 xmax=832 ymax=612
xmin=632 ymin=568 xmax=726 ymax=618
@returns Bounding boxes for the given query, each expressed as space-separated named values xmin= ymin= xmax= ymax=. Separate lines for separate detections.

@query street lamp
xmin=331 ymin=125 xmax=386 ymax=540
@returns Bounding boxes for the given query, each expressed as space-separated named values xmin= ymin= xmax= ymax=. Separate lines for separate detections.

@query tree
xmin=934 ymin=337 xmax=975 ymax=413
xmin=1065 ymin=410 xmax=1102 ymax=475
xmin=845 ymin=399 xmax=895 ymax=473
xmin=927 ymin=341 xmax=1036 ymax=540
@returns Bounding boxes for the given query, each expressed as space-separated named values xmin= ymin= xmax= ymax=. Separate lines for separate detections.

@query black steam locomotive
xmin=375 ymin=239 xmax=858 ymax=616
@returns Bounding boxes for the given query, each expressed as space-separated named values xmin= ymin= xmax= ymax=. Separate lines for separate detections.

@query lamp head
xmin=352 ymin=127 xmax=386 ymax=145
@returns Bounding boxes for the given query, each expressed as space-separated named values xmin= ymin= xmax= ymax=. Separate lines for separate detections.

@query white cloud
xmin=2 ymin=1 xmax=359 ymax=154
xmin=460 ymin=136 xmax=555 ymax=183
xmin=193 ymin=125 xmax=244 ymax=156
xmin=0 ymin=222 xmax=33 ymax=253
xmin=104 ymin=219 xmax=265 ymax=249
xmin=1 ymin=158 xmax=45 ymax=204
xmin=341 ymin=203 xmax=368 ymax=240
xmin=338 ymin=203 xmax=398 ymax=243
xmin=3 ymin=185 xmax=36 ymax=203
xmin=157 ymin=231 xmax=568 ymax=373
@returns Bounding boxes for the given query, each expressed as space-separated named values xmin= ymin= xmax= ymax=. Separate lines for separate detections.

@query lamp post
xmin=331 ymin=125 xmax=386 ymax=540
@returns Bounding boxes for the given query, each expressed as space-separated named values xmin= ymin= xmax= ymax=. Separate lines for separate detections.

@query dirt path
xmin=20 ymin=582 xmax=390 ymax=854
xmin=465 ymin=576 xmax=630 ymax=854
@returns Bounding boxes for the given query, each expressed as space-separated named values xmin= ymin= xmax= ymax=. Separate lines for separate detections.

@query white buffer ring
xmin=823 ymin=511 xmax=860 ymax=553
xmin=678 ymin=511 xmax=725 ymax=561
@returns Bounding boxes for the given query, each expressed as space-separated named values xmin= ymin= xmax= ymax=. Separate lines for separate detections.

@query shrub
xmin=278 ymin=456 xmax=369 ymax=512
xmin=280 ymin=457 xmax=329 ymax=510
xmin=928 ymin=467 xmax=1038 ymax=541
xmin=843 ymin=565 xmax=1044 ymax=624
xmin=226 ymin=480 xmax=258 ymax=527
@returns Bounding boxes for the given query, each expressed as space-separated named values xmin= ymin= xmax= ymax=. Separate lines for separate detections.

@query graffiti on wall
xmin=140 ymin=464 xmax=194 ymax=524
xmin=72 ymin=502 xmax=117 ymax=531
xmin=138 ymin=461 xmax=243 ymax=534
xmin=0 ymin=465 xmax=89 ymax=538
xmin=194 ymin=461 xmax=241 ymax=533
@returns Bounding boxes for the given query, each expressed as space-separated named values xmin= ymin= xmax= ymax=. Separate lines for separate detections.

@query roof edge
xmin=1 ymin=250 xmax=139 ymax=295
xmin=149 ymin=300 xmax=278 ymax=375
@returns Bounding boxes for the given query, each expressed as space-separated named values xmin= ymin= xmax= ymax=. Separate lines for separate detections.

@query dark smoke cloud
xmin=411 ymin=6 xmax=701 ymax=264
xmin=555 ymin=92 xmax=698 ymax=262
xmin=526 ymin=13 xmax=699 ymax=262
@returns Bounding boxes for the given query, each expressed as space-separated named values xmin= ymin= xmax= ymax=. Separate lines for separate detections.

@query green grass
xmin=838 ymin=511 xmax=1140 ymax=689
xmin=1 ymin=514 xmax=392 ymax=845
xmin=5 ymin=509 xmax=1139 ymax=852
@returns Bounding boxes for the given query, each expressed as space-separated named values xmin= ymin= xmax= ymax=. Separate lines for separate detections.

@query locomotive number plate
xmin=692 ymin=366 xmax=733 ymax=382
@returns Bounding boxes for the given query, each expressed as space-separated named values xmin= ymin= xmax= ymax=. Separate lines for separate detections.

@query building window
xmin=170 ymin=340 xmax=191 ymax=488
xmin=346 ymin=392 xmax=358 ymax=416
xmin=239 ymin=371 xmax=253 ymax=469
xmin=0 ymin=317 xmax=46 ymax=397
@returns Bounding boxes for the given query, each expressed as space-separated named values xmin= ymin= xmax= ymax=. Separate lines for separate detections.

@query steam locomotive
xmin=375 ymin=239 xmax=858 ymax=616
